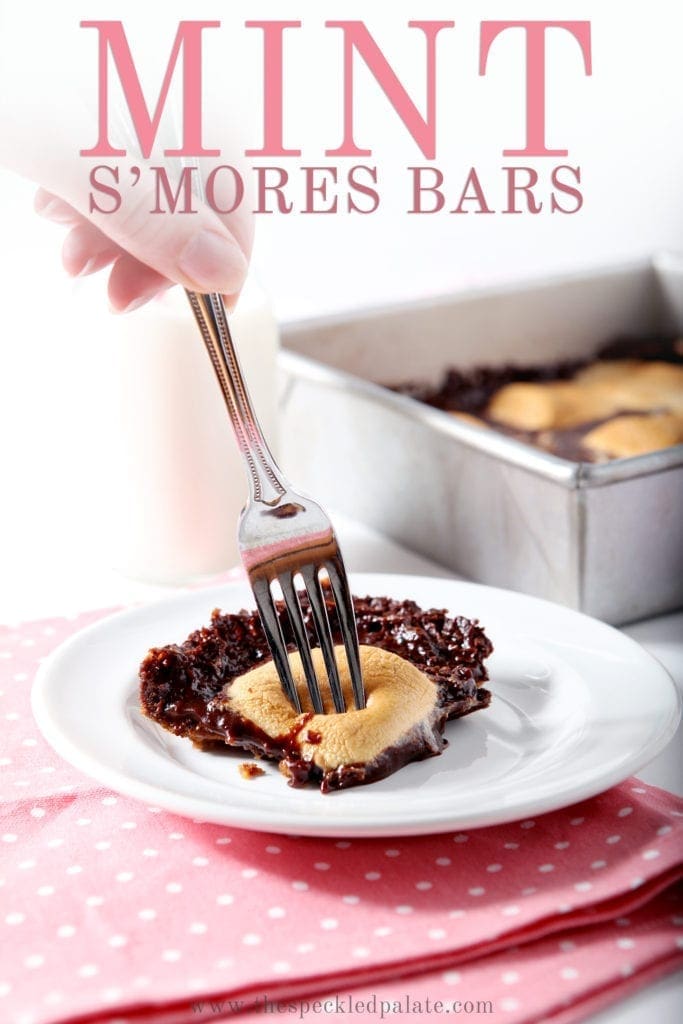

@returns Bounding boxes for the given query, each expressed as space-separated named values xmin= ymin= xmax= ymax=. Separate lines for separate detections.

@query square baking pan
xmin=278 ymin=254 xmax=683 ymax=625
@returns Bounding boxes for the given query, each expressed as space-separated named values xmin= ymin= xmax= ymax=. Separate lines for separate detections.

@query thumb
xmin=61 ymin=160 xmax=250 ymax=295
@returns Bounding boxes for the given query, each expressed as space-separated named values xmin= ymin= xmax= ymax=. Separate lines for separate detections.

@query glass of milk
xmin=103 ymin=282 xmax=279 ymax=583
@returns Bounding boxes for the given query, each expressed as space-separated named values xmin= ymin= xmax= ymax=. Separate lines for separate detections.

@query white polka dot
xmin=521 ymin=887 xmax=537 ymax=896
xmin=76 ymin=819 xmax=91 ymax=827
xmin=22 ymin=739 xmax=37 ymax=748
xmin=416 ymin=881 xmax=432 ymax=890
xmin=365 ymin=872 xmax=381 ymax=881
xmin=642 ymin=849 xmax=660 ymax=860
xmin=616 ymin=917 xmax=631 ymax=927
xmin=241 ymin=868 xmax=258 ymax=879
xmin=671 ymin=916 xmax=683 ymax=926
xmin=189 ymin=923 xmax=207 ymax=935
xmin=374 ymin=926 xmax=393 ymax=937
xmin=101 ymin=988 xmax=123 ymax=1003
xmin=657 ymin=824 xmax=672 ymax=836
xmin=66 ymin=865 xmax=82 ymax=876
xmin=448 ymin=909 xmax=466 ymax=919
xmin=120 ymin=821 xmax=137 ymax=830
xmin=242 ymin=933 xmax=261 ymax=946
xmin=6 ymin=912 xmax=25 ymax=925
xmin=570 ymin=817 xmax=585 ymax=826
xmin=85 ymin=896 xmax=103 ymax=907
xmin=94 ymin=841 xmax=110 ymax=851
xmin=0 ymin=758 xmax=11 ymax=767
xmin=500 ymin=998 xmax=520 ymax=1012
xmin=5 ymin=713 xmax=19 ymax=722
xmin=618 ymin=806 xmax=633 ymax=817
xmin=296 ymin=942 xmax=315 ymax=953
xmin=468 ymin=887 xmax=485 ymax=896
xmin=265 ymin=845 xmax=281 ymax=854
xmin=502 ymin=905 xmax=520 ymax=916
xmin=77 ymin=964 xmax=99 ymax=978
xmin=453 ymin=833 xmax=469 ymax=842
xmin=504 ymin=842 xmax=519 ymax=850
xmin=165 ymin=882 xmax=182 ymax=894
xmin=314 ymin=862 xmax=330 ymax=871
xmin=2 ymin=835 xmax=17 ymax=844
xmin=147 ymin=806 xmax=161 ymax=813
xmin=57 ymin=925 xmax=76 ymax=938
xmin=320 ymin=918 xmax=338 ymax=929
xmin=442 ymin=971 xmax=461 ymax=985
xmin=267 ymin=907 xmax=286 ymax=919
xmin=502 ymin=971 xmax=519 ymax=984
xmin=631 ymin=786 xmax=646 ymax=794
xmin=292 ymin=881 xmax=308 ymax=891
xmin=428 ymin=928 xmax=446 ymax=939
xmin=215 ymin=837 xmax=231 ymax=845
xmin=108 ymin=935 xmax=127 ymax=948
xmin=620 ymin=964 xmax=634 ymax=977
xmin=0 ymin=983 xmax=10 ymax=997
xmin=559 ymin=940 xmax=576 ymax=952
xmin=561 ymin=967 xmax=579 ymax=980
xmin=335 ymin=841 xmax=351 ymax=849
xmin=385 ymin=849 xmax=400 ymax=858
xmin=192 ymin=857 xmax=209 ymax=867
xmin=36 ymin=886 xmax=54 ymax=896
xmin=342 ymin=895 xmax=360 ymax=905
xmin=630 ymin=877 xmax=644 ymax=889
xmin=39 ymin=767 xmax=55 ymax=774
xmin=606 ymin=834 xmax=621 ymax=844
xmin=520 ymin=820 xmax=535 ymax=830
xmin=25 ymin=954 xmax=44 ymax=969
xmin=395 ymin=905 xmax=414 ymax=915
xmin=101 ymin=796 xmax=117 ymax=806
xmin=43 ymin=992 xmax=62 ymax=1005
xmin=216 ymin=893 xmax=233 ymax=905
xmin=591 ymin=860 xmax=607 ymax=870
xmin=138 ymin=909 xmax=156 ymax=921
xmin=272 ymin=961 xmax=291 ymax=975
xmin=162 ymin=950 xmax=181 ymax=962
xmin=538 ymin=864 xmax=555 ymax=873
xmin=676 ymin=937 xmax=683 ymax=950
xmin=142 ymin=849 xmax=158 ymax=858
xmin=554 ymin=842 xmax=570 ymax=850
xmin=30 ymin=808 xmax=46 ymax=820
xmin=557 ymin=903 xmax=573 ymax=914
xmin=574 ymin=881 xmax=592 ymax=892
xmin=168 ymin=832 xmax=183 ymax=840
xmin=352 ymin=947 xmax=370 ymax=958
xmin=487 ymin=863 xmax=502 ymax=873
xmin=115 ymin=872 xmax=133 ymax=883
xmin=617 ymin=938 xmax=635 ymax=950
xmin=436 ymin=857 xmax=451 ymax=866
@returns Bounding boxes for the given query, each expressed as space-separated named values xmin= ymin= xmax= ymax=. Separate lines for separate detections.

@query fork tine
xmin=279 ymin=573 xmax=325 ymax=714
xmin=252 ymin=577 xmax=302 ymax=714
xmin=302 ymin=568 xmax=347 ymax=713
xmin=325 ymin=558 xmax=366 ymax=711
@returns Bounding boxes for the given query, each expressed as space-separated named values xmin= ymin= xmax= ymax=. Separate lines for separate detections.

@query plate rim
xmin=31 ymin=573 xmax=682 ymax=837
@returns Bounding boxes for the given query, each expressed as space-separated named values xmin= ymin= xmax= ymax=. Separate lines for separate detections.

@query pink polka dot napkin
xmin=1 ymin=611 xmax=682 ymax=1024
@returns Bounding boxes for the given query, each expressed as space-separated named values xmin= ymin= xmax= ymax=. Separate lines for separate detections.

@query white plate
xmin=32 ymin=574 xmax=680 ymax=837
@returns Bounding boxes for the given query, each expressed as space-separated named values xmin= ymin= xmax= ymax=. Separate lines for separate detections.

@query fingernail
xmin=178 ymin=230 xmax=247 ymax=292
xmin=113 ymin=295 xmax=153 ymax=315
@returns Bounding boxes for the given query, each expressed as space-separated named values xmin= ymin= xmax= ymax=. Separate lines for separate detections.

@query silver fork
xmin=186 ymin=290 xmax=366 ymax=715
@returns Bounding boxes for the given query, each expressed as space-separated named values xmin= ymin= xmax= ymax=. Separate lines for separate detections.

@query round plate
xmin=32 ymin=574 xmax=680 ymax=837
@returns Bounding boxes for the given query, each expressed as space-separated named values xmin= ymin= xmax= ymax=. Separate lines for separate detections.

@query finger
xmin=66 ymin=163 xmax=249 ymax=296
xmin=62 ymin=222 xmax=122 ymax=277
xmin=34 ymin=188 xmax=82 ymax=225
xmin=107 ymin=253 xmax=172 ymax=313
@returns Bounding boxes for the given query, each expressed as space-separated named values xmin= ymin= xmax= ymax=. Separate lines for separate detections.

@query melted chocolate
xmin=139 ymin=593 xmax=493 ymax=793
xmin=391 ymin=336 xmax=682 ymax=462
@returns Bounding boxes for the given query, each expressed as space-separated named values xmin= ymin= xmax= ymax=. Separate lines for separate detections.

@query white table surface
xmin=4 ymin=513 xmax=681 ymax=1023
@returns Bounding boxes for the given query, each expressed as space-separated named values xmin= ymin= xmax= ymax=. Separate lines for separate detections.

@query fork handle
xmin=186 ymin=290 xmax=287 ymax=506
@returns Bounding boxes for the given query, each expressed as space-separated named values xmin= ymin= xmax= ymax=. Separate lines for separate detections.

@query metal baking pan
xmin=278 ymin=254 xmax=683 ymax=625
